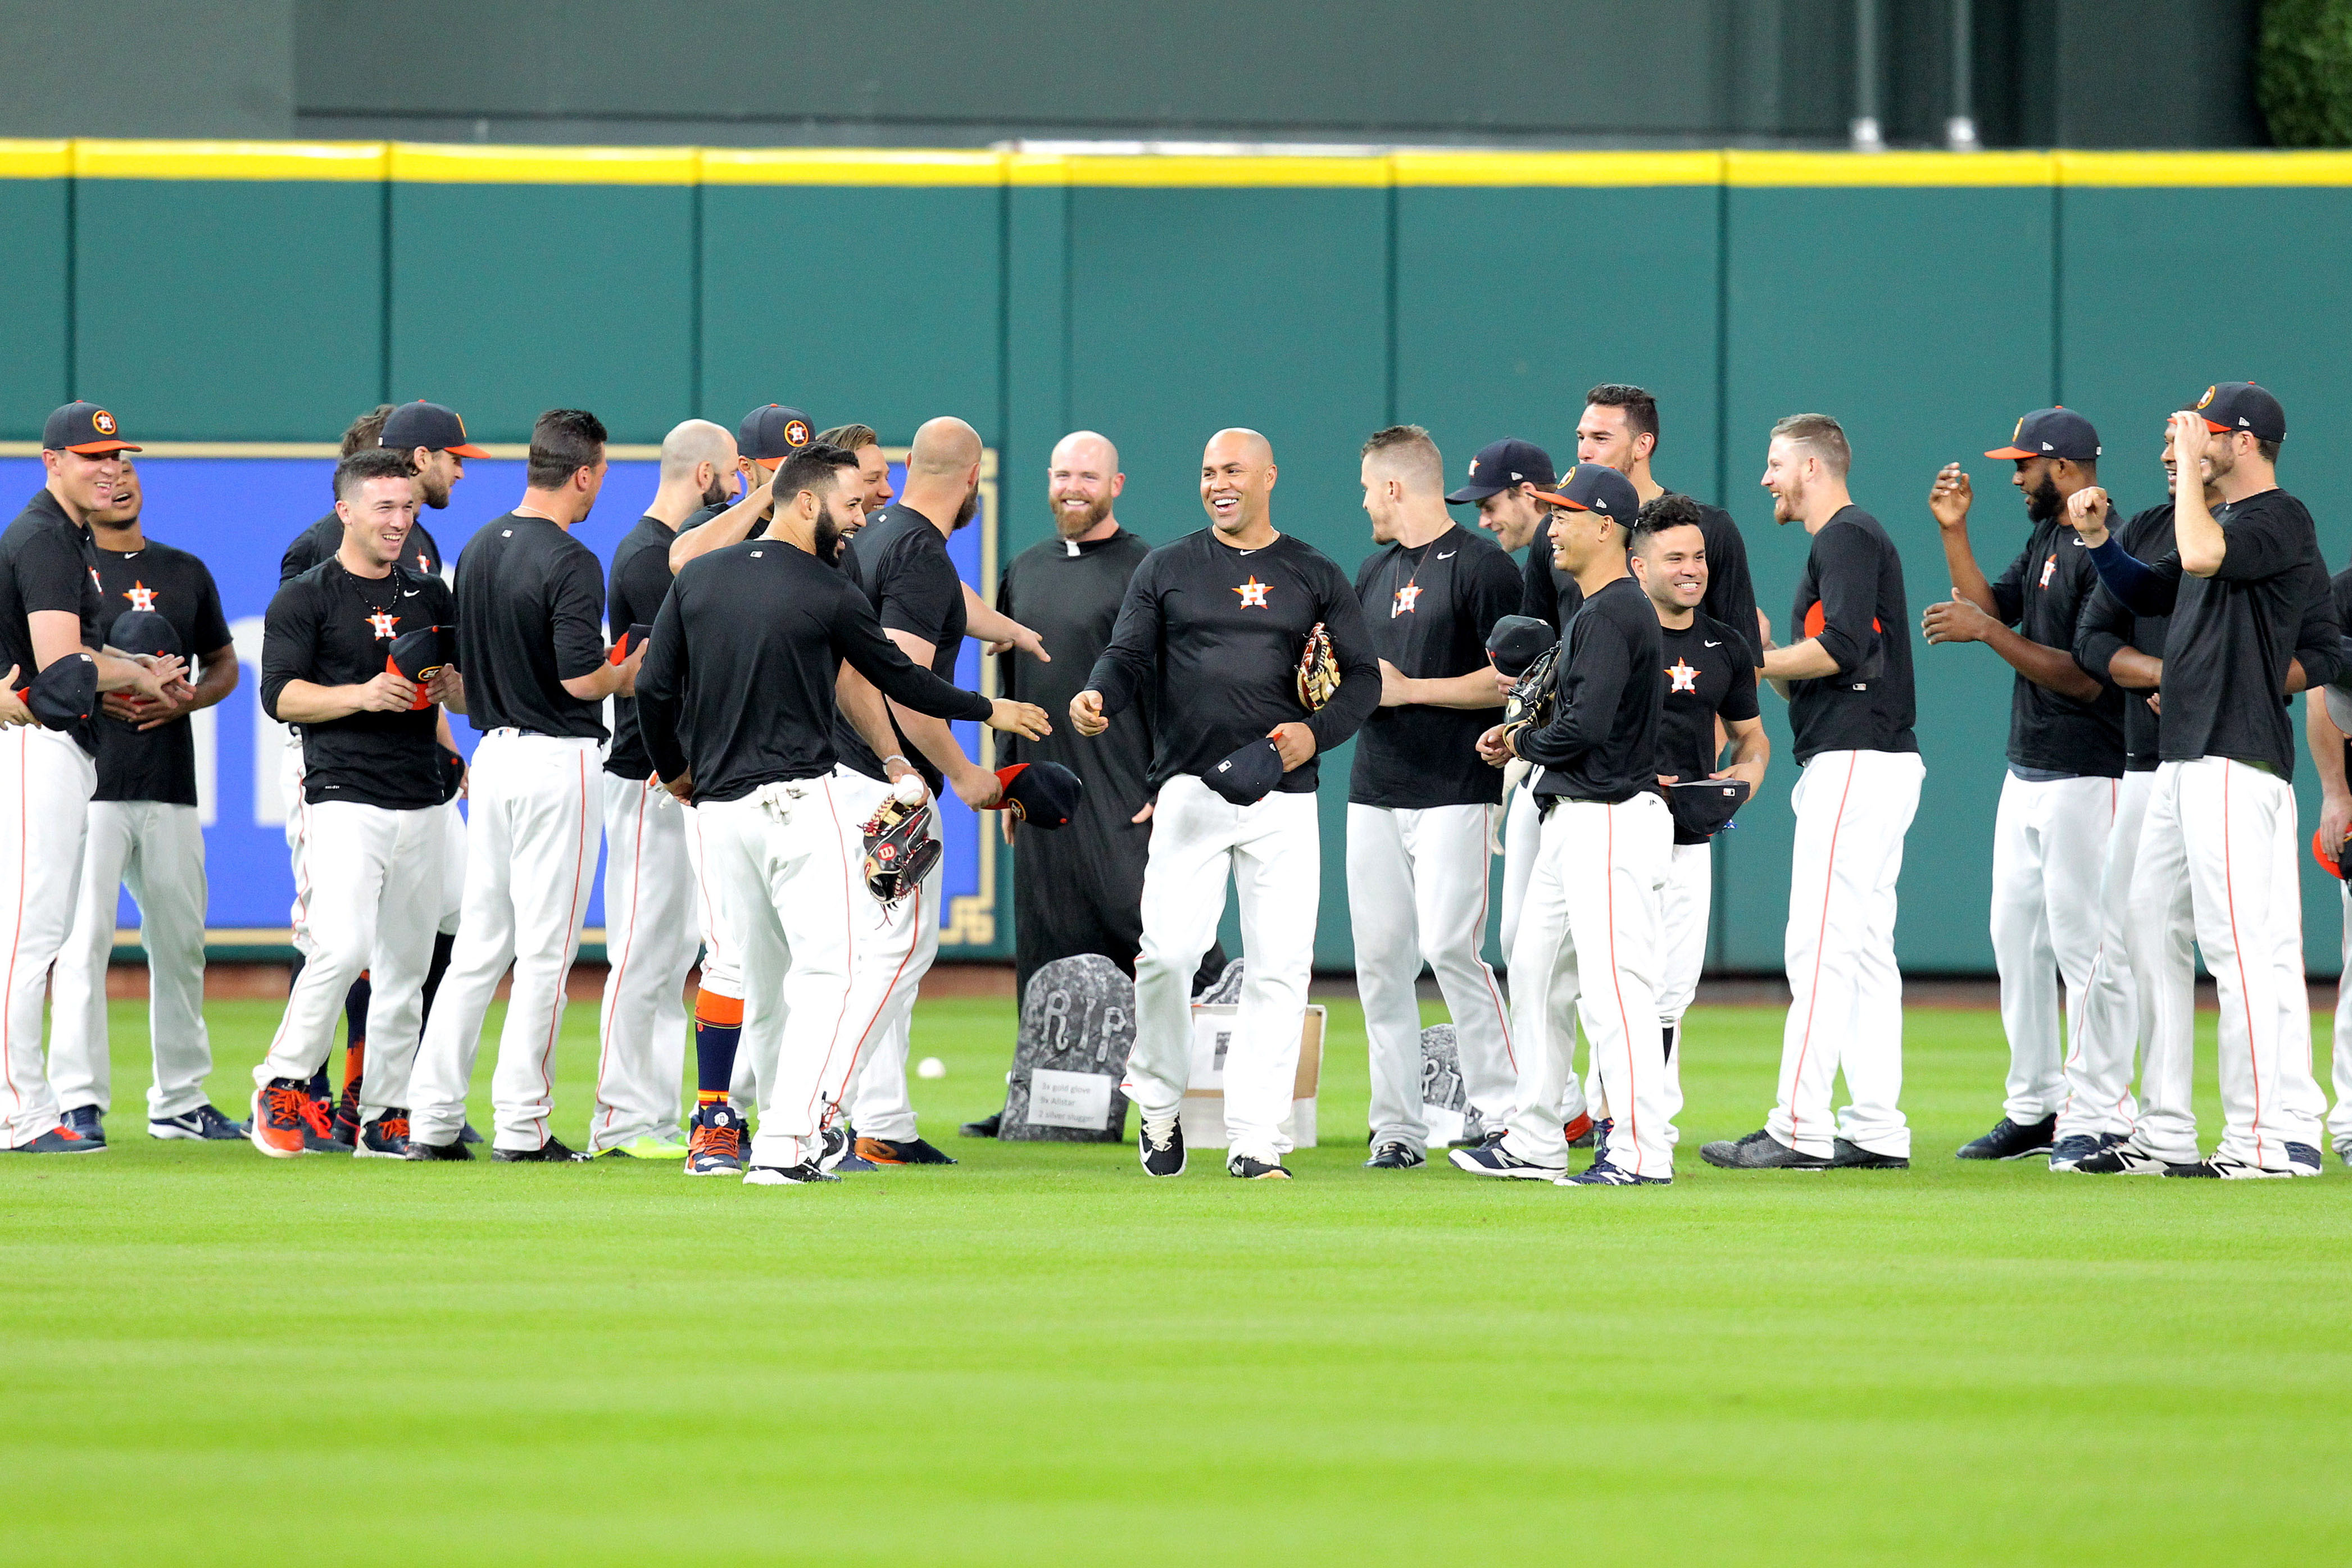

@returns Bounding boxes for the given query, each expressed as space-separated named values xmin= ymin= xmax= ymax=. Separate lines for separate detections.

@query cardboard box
xmin=1176 ymin=1002 xmax=1324 ymax=1149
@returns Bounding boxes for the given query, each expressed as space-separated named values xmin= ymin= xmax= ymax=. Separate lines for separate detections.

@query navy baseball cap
xmin=1533 ymin=463 xmax=1640 ymax=522
xmin=43 ymin=401 xmax=139 ymax=456
xmin=1986 ymin=407 xmax=2100 ymax=462
xmin=2196 ymin=382 xmax=2286 ymax=443
xmin=1483 ymin=615 xmax=1558 ymax=679
xmin=19 ymin=652 xmax=97 ymax=730
xmin=993 ymin=761 xmax=1084 ymax=829
xmin=609 ymin=622 xmax=653 ymax=665
xmin=388 ymin=625 xmax=451 ymax=711
xmin=739 ymin=405 xmax=815 ymax=467
xmin=1446 ymin=438 xmax=1555 ymax=504
xmin=380 ymin=401 xmax=488 ymax=458
xmin=106 ymin=609 xmax=180 ymax=659
xmin=1204 ymin=738 xmax=1284 ymax=806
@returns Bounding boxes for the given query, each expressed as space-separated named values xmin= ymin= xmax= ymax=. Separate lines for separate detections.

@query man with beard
xmin=1917 ymin=408 xmax=2130 ymax=1163
xmin=960 ymin=430 xmax=1223 ymax=1139
xmin=588 ymin=419 xmax=739 ymax=1160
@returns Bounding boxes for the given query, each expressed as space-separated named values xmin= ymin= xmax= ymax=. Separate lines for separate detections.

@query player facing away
xmin=633 ymin=443 xmax=1050 ymax=1185
xmin=1705 ymin=413 xmax=1923 ymax=1172
xmin=1449 ymin=463 xmax=1676 ymax=1186
xmin=2072 ymin=387 xmax=2334 ymax=1177
xmin=249 ymin=449 xmax=466 ymax=1158
xmin=1347 ymin=425 xmax=1520 ymax=1170
xmin=407 ymin=410 xmax=646 ymax=1162
xmin=2303 ymin=567 xmax=2352 ymax=1170
xmin=1074 ymin=429 xmax=1379 ymax=1180
xmin=49 ymin=456 xmax=244 ymax=1145
xmin=1919 ymin=408 xmax=2132 ymax=1164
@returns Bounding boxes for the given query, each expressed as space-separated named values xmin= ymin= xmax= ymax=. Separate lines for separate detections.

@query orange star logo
xmin=123 ymin=581 xmax=156 ymax=612
xmin=1234 ymin=577 xmax=1270 ymax=608
xmin=1392 ymin=581 xmax=1422 ymax=616
xmin=367 ymin=611 xmax=399 ymax=639
xmin=1667 ymin=657 xmax=1699 ymax=693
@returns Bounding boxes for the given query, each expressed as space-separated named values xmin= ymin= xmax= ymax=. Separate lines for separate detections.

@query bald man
xmin=590 ymin=419 xmax=741 ymax=1159
xmin=1076 ymin=429 xmax=1379 ymax=1179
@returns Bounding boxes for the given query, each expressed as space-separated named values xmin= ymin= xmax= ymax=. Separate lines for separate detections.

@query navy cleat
xmin=150 ymin=1103 xmax=246 ymax=1142
xmin=1699 ymin=1129 xmax=1829 ymax=1170
xmin=61 ymin=1105 xmax=106 ymax=1148
xmin=1227 ymin=1153 xmax=1291 ymax=1180
xmin=1555 ymin=1153 xmax=1670 ymax=1187
xmin=492 ymin=1137 xmax=592 ymax=1163
xmin=1363 ymin=1140 xmax=1424 ymax=1170
xmin=1830 ymin=1138 xmax=1909 ymax=1170
xmin=1956 ymin=1115 xmax=2056 ymax=1161
xmin=1447 ymin=1140 xmax=1563 ymax=1180
xmin=2286 ymin=1143 xmax=2322 ymax=1178
xmin=685 ymin=1102 xmax=747 ymax=1177
xmin=743 ymin=1162 xmax=839 ymax=1185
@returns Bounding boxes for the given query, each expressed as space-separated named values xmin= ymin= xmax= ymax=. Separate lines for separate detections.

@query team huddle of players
xmin=2 ymin=378 xmax=2344 ymax=1183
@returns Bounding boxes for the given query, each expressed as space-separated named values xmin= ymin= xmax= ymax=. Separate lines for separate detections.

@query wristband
xmin=883 ymin=755 xmax=910 ymax=767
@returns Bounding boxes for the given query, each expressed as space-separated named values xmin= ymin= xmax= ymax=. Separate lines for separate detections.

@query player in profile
xmin=1073 ymin=429 xmax=1378 ymax=1181
xmin=1705 ymin=413 xmax=1922 ymax=1172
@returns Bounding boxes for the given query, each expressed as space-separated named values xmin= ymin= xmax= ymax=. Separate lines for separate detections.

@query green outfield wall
xmin=8 ymin=139 xmax=2352 ymax=974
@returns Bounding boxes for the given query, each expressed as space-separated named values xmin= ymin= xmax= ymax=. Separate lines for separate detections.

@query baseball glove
xmin=1296 ymin=621 xmax=1340 ymax=712
xmin=1502 ymin=642 xmax=1561 ymax=731
xmin=861 ymin=794 xmax=942 ymax=908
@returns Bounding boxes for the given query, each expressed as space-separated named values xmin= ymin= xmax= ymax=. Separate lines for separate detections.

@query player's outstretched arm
xmin=963 ymin=588 xmax=1048 ymax=662
xmin=668 ymin=478 xmax=775 ymax=575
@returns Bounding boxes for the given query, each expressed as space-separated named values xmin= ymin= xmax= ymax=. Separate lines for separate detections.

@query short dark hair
xmin=1585 ymin=384 xmax=1660 ymax=449
xmin=775 ymin=442 xmax=859 ymax=505
xmin=339 ymin=405 xmax=395 ymax=457
xmin=335 ymin=446 xmax=416 ymax=501
xmin=1630 ymin=492 xmax=1706 ymax=555
xmin=526 ymin=408 xmax=608 ymax=489
xmin=816 ymin=423 xmax=880 ymax=453
xmin=2258 ymin=437 xmax=2281 ymax=465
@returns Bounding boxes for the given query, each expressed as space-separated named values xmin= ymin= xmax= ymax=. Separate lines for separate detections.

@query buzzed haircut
xmin=775 ymin=442 xmax=859 ymax=505
xmin=339 ymin=404 xmax=395 ymax=457
xmin=1771 ymin=412 xmax=1852 ymax=478
xmin=1629 ymin=492 xmax=1706 ymax=555
xmin=1586 ymin=384 xmax=1660 ymax=448
xmin=526 ymin=408 xmax=609 ymax=489
xmin=335 ymin=446 xmax=416 ymax=501
xmin=816 ymin=422 xmax=880 ymax=453
xmin=658 ymin=418 xmax=733 ymax=481
xmin=1360 ymin=424 xmax=1445 ymax=490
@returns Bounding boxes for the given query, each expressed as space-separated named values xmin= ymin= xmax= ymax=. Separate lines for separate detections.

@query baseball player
xmin=2304 ymin=581 xmax=2352 ymax=1170
xmin=633 ymin=442 xmax=1049 ymax=1185
xmin=1918 ymin=408 xmax=2131 ymax=1163
xmin=1348 ymin=425 xmax=1520 ymax=1170
xmin=2072 ymin=385 xmax=2333 ymax=1176
xmin=407 ymin=409 xmax=643 ymax=1162
xmin=1449 ymin=463 xmax=1675 ymax=1185
xmin=250 ymin=447 xmax=464 ymax=1158
xmin=48 ymin=456 xmax=244 ymax=1144
xmin=1 ymin=402 xmax=187 ymax=1155
xmin=1704 ymin=414 xmax=1922 ymax=1172
xmin=589 ymin=418 xmax=741 ymax=1161
xmin=1073 ymin=428 xmax=1379 ymax=1181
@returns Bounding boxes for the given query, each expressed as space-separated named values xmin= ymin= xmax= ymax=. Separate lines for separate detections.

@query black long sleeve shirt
xmin=260 ymin=560 xmax=456 ymax=811
xmin=636 ymin=536 xmax=993 ymax=805
xmin=1084 ymin=529 xmax=1379 ymax=794
xmin=1985 ymin=516 xmax=2124 ymax=777
xmin=1520 ymin=576 xmax=1662 ymax=804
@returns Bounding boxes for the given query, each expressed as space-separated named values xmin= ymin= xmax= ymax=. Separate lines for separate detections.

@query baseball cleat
xmin=1363 ymin=1140 xmax=1424 ymax=1170
xmin=743 ymin=1162 xmax=839 ymax=1185
xmin=1698 ymin=1129 xmax=1829 ymax=1170
xmin=6 ymin=1124 xmax=106 ymax=1154
xmin=1138 ymin=1115 xmax=1186 ymax=1178
xmin=2285 ymin=1143 xmax=2322 ymax=1177
xmin=1830 ymin=1138 xmax=1909 ymax=1170
xmin=62 ymin=1105 xmax=106 ymax=1148
xmin=1447 ymin=1141 xmax=1563 ymax=1180
xmin=332 ymin=1087 xmax=364 ymax=1148
xmin=2047 ymin=1133 xmax=2112 ymax=1171
xmin=1565 ymin=1111 xmax=1596 ymax=1149
xmin=2164 ymin=1156 xmax=2291 ymax=1179
xmin=150 ymin=1103 xmax=246 ymax=1142
xmin=1555 ymin=1154 xmax=1669 ymax=1187
xmin=1227 ymin=1154 xmax=1291 ymax=1180
xmin=818 ymin=1124 xmax=852 ymax=1172
xmin=2072 ymin=1142 xmax=2171 ymax=1175
xmin=492 ymin=1137 xmax=592 ymax=1163
xmin=459 ymin=1121 xmax=485 ymax=1145
xmin=402 ymin=1136 xmax=472 ymax=1161
xmin=685 ymin=1103 xmax=747 ymax=1177
xmin=250 ymin=1080 xmax=314 ymax=1158
xmin=959 ymin=1112 xmax=1004 ymax=1138
xmin=355 ymin=1112 xmax=411 ymax=1159
xmin=1956 ymin=1115 xmax=2057 ymax=1161
xmin=857 ymin=1136 xmax=957 ymax=1166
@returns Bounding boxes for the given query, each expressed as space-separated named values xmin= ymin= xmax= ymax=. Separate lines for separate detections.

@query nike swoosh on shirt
xmin=1704 ymin=639 xmax=1722 ymax=647
xmin=402 ymin=589 xmax=420 ymax=597
xmin=1436 ymin=551 xmax=1456 ymax=559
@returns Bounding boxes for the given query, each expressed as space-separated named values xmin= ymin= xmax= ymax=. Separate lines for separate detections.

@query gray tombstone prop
xmin=1194 ymin=957 xmax=1246 ymax=1006
xmin=1419 ymin=1023 xmax=1484 ymax=1146
xmin=1001 ymin=955 xmax=1137 ymax=1143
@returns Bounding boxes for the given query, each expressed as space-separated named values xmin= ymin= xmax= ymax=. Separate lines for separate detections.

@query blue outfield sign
xmin=0 ymin=450 xmax=1004 ymax=956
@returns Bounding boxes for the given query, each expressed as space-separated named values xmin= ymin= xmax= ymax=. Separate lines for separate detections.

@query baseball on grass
xmin=916 ymin=1056 xmax=946 ymax=1079
xmin=893 ymin=774 xmax=928 ymax=806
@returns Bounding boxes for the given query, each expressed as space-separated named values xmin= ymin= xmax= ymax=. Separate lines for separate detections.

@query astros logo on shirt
xmin=1234 ymin=577 xmax=1270 ymax=608
xmin=367 ymin=611 xmax=399 ymax=639
xmin=124 ymin=582 xmax=157 ymax=612
xmin=2039 ymin=554 xmax=2056 ymax=588
xmin=1392 ymin=581 xmax=1422 ymax=616
xmin=1668 ymin=657 xmax=1699 ymax=693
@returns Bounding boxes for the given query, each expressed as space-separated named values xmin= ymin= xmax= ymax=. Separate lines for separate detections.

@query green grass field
xmin=4 ymin=992 xmax=2347 ymax=1566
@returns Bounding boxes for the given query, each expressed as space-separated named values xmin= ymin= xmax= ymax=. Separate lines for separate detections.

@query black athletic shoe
xmin=2164 ymin=1155 xmax=2291 ymax=1179
xmin=818 ymin=1123 xmax=852 ymax=1174
xmin=959 ymin=1111 xmax=1003 ymax=1138
xmin=355 ymin=1111 xmax=410 ymax=1159
xmin=1364 ymin=1141 xmax=1424 ymax=1170
xmin=62 ymin=1105 xmax=106 ymax=1148
xmin=856 ymin=1135 xmax=957 ymax=1166
xmin=2074 ymin=1142 xmax=2169 ymax=1175
xmin=150 ymin=1103 xmax=246 ymax=1141
xmin=1447 ymin=1141 xmax=1563 ymax=1180
xmin=458 ymin=1121 xmax=484 ymax=1146
xmin=1555 ymin=1153 xmax=1670 ymax=1187
xmin=492 ymin=1137 xmax=592 ymax=1163
xmin=1956 ymin=1115 xmax=2056 ymax=1161
xmin=2286 ymin=1142 xmax=2322 ymax=1177
xmin=743 ymin=1162 xmax=839 ymax=1185
xmin=1699 ymin=1129 xmax=1829 ymax=1170
xmin=1138 ymin=1115 xmax=1186 ymax=1178
xmin=1830 ymin=1138 xmax=1909 ymax=1169
xmin=6 ymin=1124 xmax=106 ymax=1154
xmin=1227 ymin=1153 xmax=1291 ymax=1180
xmin=2047 ymin=1133 xmax=2105 ymax=1171
xmin=402 ymin=1136 xmax=472 ymax=1161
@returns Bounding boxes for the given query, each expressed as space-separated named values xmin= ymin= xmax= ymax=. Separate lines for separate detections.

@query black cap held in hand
xmin=609 ymin=622 xmax=653 ymax=664
xmin=107 ymin=609 xmax=181 ymax=659
xmin=388 ymin=625 xmax=450 ymax=711
xmin=1986 ymin=407 xmax=2101 ymax=462
xmin=2195 ymin=382 xmax=2286 ymax=443
xmin=1204 ymin=738 xmax=1284 ymax=806
xmin=1446 ymin=438 xmax=1555 ymax=504
xmin=1483 ymin=614 xmax=1558 ymax=679
xmin=992 ymin=761 xmax=1083 ymax=828
xmin=20 ymin=653 xmax=98 ymax=730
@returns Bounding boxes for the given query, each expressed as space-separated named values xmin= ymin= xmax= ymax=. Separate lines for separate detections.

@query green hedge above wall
xmin=2262 ymin=0 xmax=2352 ymax=145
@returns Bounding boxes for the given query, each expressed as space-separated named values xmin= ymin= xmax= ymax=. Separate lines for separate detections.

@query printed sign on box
xmin=1177 ymin=1002 xmax=1324 ymax=1149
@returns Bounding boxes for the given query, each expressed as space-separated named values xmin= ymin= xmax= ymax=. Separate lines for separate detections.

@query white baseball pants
xmin=2332 ymin=883 xmax=2352 ymax=1158
xmin=589 ymin=773 xmax=697 ymax=1151
xmin=1499 ymin=778 xmax=1540 ymax=960
xmin=697 ymin=775 xmax=905 ymax=1170
xmin=437 ymin=798 xmax=466 ymax=935
xmin=2060 ymin=769 xmax=2159 ymax=1140
xmin=1500 ymin=793 xmax=1674 ymax=1176
xmin=1768 ymin=748 xmax=1924 ymax=1160
xmin=49 ymin=800 xmax=211 ymax=1119
xmin=827 ymin=767 xmax=942 ymax=1144
xmin=252 ymin=799 xmax=444 ymax=1117
xmin=0 ymin=726 xmax=95 ymax=1147
xmin=1990 ymin=772 xmax=2133 ymax=1126
xmin=681 ymin=798 xmax=759 ymax=1105
xmin=1348 ymin=801 xmax=1514 ymax=1154
xmin=410 ymin=732 xmax=601 ymax=1151
xmin=1123 ymin=775 xmax=1318 ymax=1165
xmin=2128 ymin=757 xmax=2323 ymax=1169
xmin=1585 ymin=840 xmax=1711 ymax=1142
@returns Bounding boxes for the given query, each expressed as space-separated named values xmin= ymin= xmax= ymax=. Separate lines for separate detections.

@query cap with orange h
xmin=42 ymin=402 xmax=139 ymax=456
